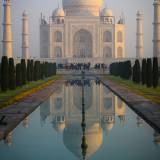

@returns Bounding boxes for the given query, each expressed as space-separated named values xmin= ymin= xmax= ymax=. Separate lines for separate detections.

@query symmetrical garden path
xmin=0 ymin=79 xmax=64 ymax=140
xmin=100 ymin=78 xmax=160 ymax=133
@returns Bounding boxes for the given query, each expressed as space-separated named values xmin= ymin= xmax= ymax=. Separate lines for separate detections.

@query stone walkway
xmin=0 ymin=79 xmax=64 ymax=140
xmin=100 ymin=78 xmax=160 ymax=133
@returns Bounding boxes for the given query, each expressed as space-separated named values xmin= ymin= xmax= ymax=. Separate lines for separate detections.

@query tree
xmin=152 ymin=57 xmax=159 ymax=88
xmin=21 ymin=59 xmax=27 ymax=85
xmin=146 ymin=58 xmax=152 ymax=88
xmin=8 ymin=58 xmax=16 ymax=90
xmin=16 ymin=63 xmax=22 ymax=87
xmin=30 ymin=60 xmax=34 ymax=81
xmin=132 ymin=59 xmax=141 ymax=84
xmin=141 ymin=59 xmax=147 ymax=85
xmin=34 ymin=61 xmax=41 ymax=81
xmin=27 ymin=60 xmax=31 ymax=82
xmin=1 ymin=56 xmax=9 ymax=91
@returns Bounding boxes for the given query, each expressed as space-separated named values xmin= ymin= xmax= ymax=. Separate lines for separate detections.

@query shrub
xmin=146 ymin=58 xmax=152 ymax=88
xmin=16 ymin=63 xmax=22 ymax=87
xmin=152 ymin=57 xmax=159 ymax=88
xmin=8 ymin=58 xmax=16 ymax=90
xmin=21 ymin=59 xmax=27 ymax=85
xmin=141 ymin=59 xmax=147 ymax=85
xmin=27 ymin=60 xmax=31 ymax=82
xmin=1 ymin=56 xmax=9 ymax=91
xmin=132 ymin=59 xmax=141 ymax=84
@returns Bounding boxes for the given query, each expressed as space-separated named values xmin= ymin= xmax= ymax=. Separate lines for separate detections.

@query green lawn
xmin=0 ymin=75 xmax=61 ymax=109
xmin=105 ymin=75 xmax=160 ymax=105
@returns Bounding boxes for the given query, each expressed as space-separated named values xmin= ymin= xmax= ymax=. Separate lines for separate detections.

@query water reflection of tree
xmin=81 ymin=73 xmax=88 ymax=160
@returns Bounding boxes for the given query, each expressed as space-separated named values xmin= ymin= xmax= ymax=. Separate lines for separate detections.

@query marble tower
xmin=2 ymin=0 xmax=13 ymax=58
xmin=153 ymin=0 xmax=160 ymax=57
xmin=136 ymin=11 xmax=144 ymax=59
xmin=22 ymin=11 xmax=29 ymax=59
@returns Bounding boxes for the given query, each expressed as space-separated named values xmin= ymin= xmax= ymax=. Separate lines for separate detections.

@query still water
xmin=0 ymin=76 xmax=160 ymax=160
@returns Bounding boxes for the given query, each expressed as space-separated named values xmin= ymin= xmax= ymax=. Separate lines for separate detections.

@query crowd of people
xmin=57 ymin=63 xmax=107 ymax=70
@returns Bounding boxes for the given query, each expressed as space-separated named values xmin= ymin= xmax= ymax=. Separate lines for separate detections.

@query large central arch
xmin=73 ymin=29 xmax=93 ymax=58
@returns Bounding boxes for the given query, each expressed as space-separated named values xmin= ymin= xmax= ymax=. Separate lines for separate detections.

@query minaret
xmin=153 ymin=0 xmax=160 ymax=57
xmin=136 ymin=11 xmax=144 ymax=59
xmin=2 ymin=0 xmax=13 ymax=58
xmin=22 ymin=11 xmax=29 ymax=59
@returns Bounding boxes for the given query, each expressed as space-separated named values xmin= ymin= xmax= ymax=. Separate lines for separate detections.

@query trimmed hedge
xmin=0 ymin=56 xmax=57 ymax=92
xmin=110 ymin=60 xmax=132 ymax=80
xmin=109 ymin=58 xmax=159 ymax=88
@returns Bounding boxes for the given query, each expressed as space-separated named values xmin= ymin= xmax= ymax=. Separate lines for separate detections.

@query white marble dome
xmin=62 ymin=0 xmax=104 ymax=16
xmin=53 ymin=8 xmax=65 ymax=17
xmin=101 ymin=8 xmax=113 ymax=17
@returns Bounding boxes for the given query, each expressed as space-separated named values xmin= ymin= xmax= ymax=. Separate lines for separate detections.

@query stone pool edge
xmin=0 ymin=79 xmax=64 ymax=140
xmin=99 ymin=77 xmax=160 ymax=133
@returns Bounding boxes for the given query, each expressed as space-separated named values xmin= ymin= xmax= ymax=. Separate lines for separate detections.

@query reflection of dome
xmin=53 ymin=122 xmax=65 ymax=133
xmin=62 ymin=0 xmax=104 ymax=16
xmin=102 ymin=121 xmax=114 ymax=132
xmin=101 ymin=8 xmax=113 ymax=17
xmin=63 ymin=123 xmax=103 ymax=159
xmin=102 ymin=116 xmax=114 ymax=132
xmin=106 ymin=122 xmax=114 ymax=131
xmin=53 ymin=8 xmax=65 ymax=17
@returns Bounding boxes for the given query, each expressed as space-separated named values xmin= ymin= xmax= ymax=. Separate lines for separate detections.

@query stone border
xmin=100 ymin=78 xmax=160 ymax=133
xmin=0 ymin=79 xmax=64 ymax=140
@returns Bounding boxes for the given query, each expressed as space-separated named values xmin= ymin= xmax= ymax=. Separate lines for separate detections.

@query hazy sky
xmin=0 ymin=0 xmax=153 ymax=58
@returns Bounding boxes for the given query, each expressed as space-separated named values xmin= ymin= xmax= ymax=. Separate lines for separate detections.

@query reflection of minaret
xmin=4 ymin=132 xmax=12 ymax=147
xmin=2 ymin=0 xmax=13 ymax=58
xmin=22 ymin=11 xmax=29 ymax=59
xmin=115 ymin=97 xmax=126 ymax=126
xmin=23 ymin=116 xmax=29 ymax=128
xmin=153 ymin=0 xmax=160 ymax=57
xmin=137 ymin=116 xmax=143 ymax=127
xmin=154 ymin=131 xmax=160 ymax=145
xmin=136 ymin=11 xmax=144 ymax=59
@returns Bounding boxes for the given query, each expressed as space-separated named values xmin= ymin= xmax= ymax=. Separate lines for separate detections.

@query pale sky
xmin=0 ymin=0 xmax=153 ymax=58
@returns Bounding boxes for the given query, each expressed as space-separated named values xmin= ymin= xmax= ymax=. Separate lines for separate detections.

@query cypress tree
xmin=16 ymin=63 xmax=22 ymax=87
xmin=146 ymin=58 xmax=152 ymax=88
xmin=53 ymin=63 xmax=57 ymax=75
xmin=132 ymin=64 xmax=136 ymax=83
xmin=21 ymin=59 xmax=27 ymax=85
xmin=8 ymin=58 xmax=16 ymax=90
xmin=30 ymin=60 xmax=34 ymax=81
xmin=132 ymin=59 xmax=141 ymax=84
xmin=0 ymin=63 xmax=1 ymax=87
xmin=1 ymin=56 xmax=9 ymax=91
xmin=141 ymin=59 xmax=147 ymax=85
xmin=34 ymin=61 xmax=40 ymax=81
xmin=152 ymin=57 xmax=159 ymax=88
xmin=27 ymin=60 xmax=31 ymax=82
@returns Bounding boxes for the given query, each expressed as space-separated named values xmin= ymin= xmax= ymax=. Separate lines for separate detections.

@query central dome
xmin=62 ymin=0 xmax=104 ymax=16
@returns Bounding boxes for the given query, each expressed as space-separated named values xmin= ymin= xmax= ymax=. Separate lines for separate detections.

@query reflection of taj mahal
xmin=40 ymin=0 xmax=125 ymax=60
xmin=40 ymin=80 xmax=126 ymax=159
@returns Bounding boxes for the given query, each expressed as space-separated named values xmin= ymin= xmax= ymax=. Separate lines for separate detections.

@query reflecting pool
xmin=0 ymin=76 xmax=160 ymax=160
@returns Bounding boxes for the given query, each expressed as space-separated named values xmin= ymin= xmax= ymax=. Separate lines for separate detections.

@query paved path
xmin=100 ymin=78 xmax=160 ymax=133
xmin=0 ymin=79 xmax=64 ymax=140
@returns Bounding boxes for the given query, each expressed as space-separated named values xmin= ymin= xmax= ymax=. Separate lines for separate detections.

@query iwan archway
xmin=73 ymin=29 xmax=93 ymax=58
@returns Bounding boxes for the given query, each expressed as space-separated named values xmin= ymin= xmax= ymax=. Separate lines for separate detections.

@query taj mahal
xmin=40 ymin=0 xmax=125 ymax=62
